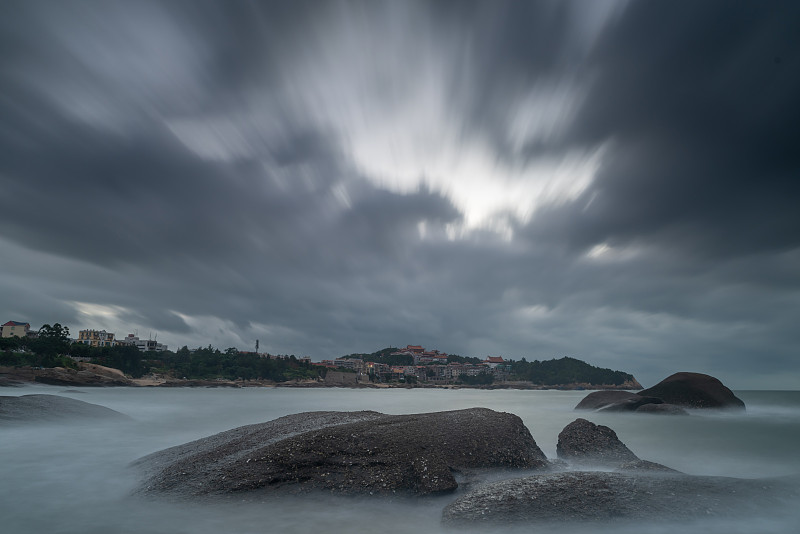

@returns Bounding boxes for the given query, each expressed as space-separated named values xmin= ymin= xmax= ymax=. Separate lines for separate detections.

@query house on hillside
xmin=77 ymin=329 xmax=117 ymax=347
xmin=1 ymin=321 xmax=30 ymax=338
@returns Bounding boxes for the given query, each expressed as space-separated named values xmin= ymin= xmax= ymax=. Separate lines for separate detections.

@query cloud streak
xmin=2 ymin=0 xmax=799 ymax=388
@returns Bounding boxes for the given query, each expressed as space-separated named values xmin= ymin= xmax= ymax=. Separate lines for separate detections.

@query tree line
xmin=509 ymin=356 xmax=634 ymax=386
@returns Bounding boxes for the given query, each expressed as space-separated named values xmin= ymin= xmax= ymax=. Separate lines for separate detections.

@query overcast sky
xmin=2 ymin=0 xmax=799 ymax=388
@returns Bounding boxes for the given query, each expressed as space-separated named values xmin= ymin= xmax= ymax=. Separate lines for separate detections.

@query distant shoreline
xmin=0 ymin=365 xmax=639 ymax=391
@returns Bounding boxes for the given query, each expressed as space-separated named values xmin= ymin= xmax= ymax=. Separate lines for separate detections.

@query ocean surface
xmin=2 ymin=385 xmax=799 ymax=533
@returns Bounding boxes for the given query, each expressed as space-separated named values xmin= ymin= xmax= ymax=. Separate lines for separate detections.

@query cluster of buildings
xmin=76 ymin=331 xmax=168 ymax=352
xmin=2 ymin=320 xmax=167 ymax=352
xmin=317 ymin=345 xmax=511 ymax=384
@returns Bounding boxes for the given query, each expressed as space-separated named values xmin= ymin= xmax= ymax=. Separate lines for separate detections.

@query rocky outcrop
xmin=638 ymin=372 xmax=745 ymax=410
xmin=556 ymin=418 xmax=639 ymax=467
xmin=323 ymin=371 xmax=360 ymax=387
xmin=134 ymin=408 xmax=548 ymax=498
xmin=574 ymin=372 xmax=740 ymax=413
xmin=0 ymin=365 xmax=134 ymax=387
xmin=0 ymin=394 xmax=129 ymax=423
xmin=35 ymin=366 xmax=134 ymax=386
xmin=441 ymin=471 xmax=799 ymax=525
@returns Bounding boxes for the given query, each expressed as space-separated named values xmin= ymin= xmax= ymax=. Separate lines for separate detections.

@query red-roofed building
xmin=483 ymin=356 xmax=505 ymax=368
xmin=1 ymin=321 xmax=30 ymax=338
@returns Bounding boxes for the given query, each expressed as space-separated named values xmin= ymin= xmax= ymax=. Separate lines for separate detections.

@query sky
xmin=1 ymin=0 xmax=799 ymax=389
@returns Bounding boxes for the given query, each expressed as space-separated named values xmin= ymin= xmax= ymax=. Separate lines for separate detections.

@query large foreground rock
xmin=442 ymin=471 xmax=799 ymax=525
xmin=134 ymin=408 xmax=548 ymax=498
xmin=638 ymin=372 xmax=745 ymax=410
xmin=0 ymin=394 xmax=129 ymax=423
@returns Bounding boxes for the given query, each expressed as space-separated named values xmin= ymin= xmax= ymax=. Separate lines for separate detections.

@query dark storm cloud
xmin=530 ymin=0 xmax=800 ymax=258
xmin=1 ymin=0 xmax=799 ymax=387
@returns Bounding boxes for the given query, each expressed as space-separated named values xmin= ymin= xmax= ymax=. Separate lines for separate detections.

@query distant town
xmin=1 ymin=319 xmax=639 ymax=389
xmin=320 ymin=345 xmax=512 ymax=384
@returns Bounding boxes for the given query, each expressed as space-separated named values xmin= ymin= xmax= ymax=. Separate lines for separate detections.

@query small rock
xmin=556 ymin=418 xmax=639 ymax=467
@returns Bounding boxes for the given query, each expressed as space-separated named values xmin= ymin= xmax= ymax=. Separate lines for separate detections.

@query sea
xmin=2 ymin=385 xmax=799 ymax=534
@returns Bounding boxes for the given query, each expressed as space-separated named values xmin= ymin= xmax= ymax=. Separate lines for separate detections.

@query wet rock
xmin=441 ymin=471 xmax=798 ymax=525
xmin=615 ymin=459 xmax=679 ymax=473
xmin=0 ymin=394 xmax=129 ymax=424
xmin=556 ymin=418 xmax=638 ymax=467
xmin=134 ymin=408 xmax=548 ymax=498
xmin=638 ymin=372 xmax=745 ymax=410
xmin=574 ymin=390 xmax=663 ymax=412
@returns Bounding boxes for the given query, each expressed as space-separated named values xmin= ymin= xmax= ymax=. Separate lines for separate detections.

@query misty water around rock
xmin=2 ymin=386 xmax=799 ymax=533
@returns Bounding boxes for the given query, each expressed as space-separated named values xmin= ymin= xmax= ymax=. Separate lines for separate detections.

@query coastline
xmin=1 ymin=365 xmax=640 ymax=391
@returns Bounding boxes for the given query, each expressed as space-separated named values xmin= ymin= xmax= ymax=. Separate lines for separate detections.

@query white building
xmin=118 ymin=333 xmax=168 ymax=352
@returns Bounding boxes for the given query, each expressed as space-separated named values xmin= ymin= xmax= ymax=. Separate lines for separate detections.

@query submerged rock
xmin=134 ymin=408 xmax=548 ymax=498
xmin=0 ymin=394 xmax=129 ymax=423
xmin=638 ymin=372 xmax=745 ymax=410
xmin=634 ymin=402 xmax=689 ymax=415
xmin=441 ymin=471 xmax=798 ymax=525
xmin=574 ymin=390 xmax=663 ymax=412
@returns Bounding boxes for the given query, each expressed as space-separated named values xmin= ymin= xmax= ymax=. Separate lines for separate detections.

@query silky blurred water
xmin=2 ymin=385 xmax=798 ymax=533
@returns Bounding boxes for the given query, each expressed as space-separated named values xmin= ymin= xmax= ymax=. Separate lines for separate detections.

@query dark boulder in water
xmin=574 ymin=390 xmax=663 ymax=412
xmin=441 ymin=471 xmax=798 ymax=525
xmin=0 ymin=394 xmax=129 ymax=423
xmin=556 ymin=418 xmax=639 ymax=467
xmin=638 ymin=372 xmax=745 ymax=410
xmin=133 ymin=408 xmax=548 ymax=498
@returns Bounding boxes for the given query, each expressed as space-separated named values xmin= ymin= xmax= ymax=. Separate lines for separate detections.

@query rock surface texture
xmin=556 ymin=418 xmax=639 ymax=467
xmin=134 ymin=408 xmax=548 ymax=498
xmin=0 ymin=365 xmax=134 ymax=387
xmin=0 ymin=394 xmax=129 ymax=423
xmin=574 ymin=390 xmax=664 ymax=412
xmin=441 ymin=471 xmax=798 ymax=525
xmin=638 ymin=372 xmax=745 ymax=410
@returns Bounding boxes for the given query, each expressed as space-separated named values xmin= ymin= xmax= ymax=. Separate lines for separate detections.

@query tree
xmin=34 ymin=323 xmax=71 ymax=357
xmin=0 ymin=335 xmax=22 ymax=352
xmin=69 ymin=341 xmax=92 ymax=359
